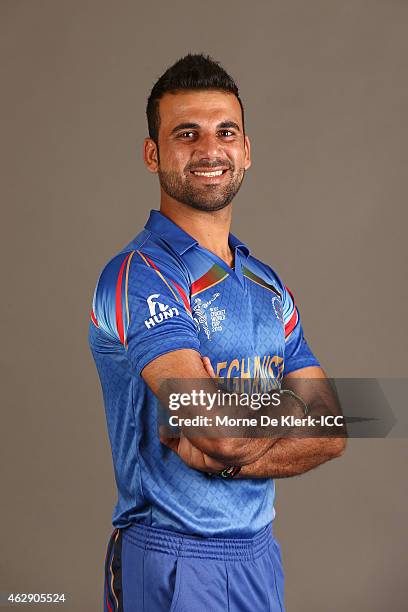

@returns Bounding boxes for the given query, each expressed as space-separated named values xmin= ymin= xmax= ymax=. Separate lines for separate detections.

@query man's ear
xmin=244 ymin=135 xmax=251 ymax=170
xmin=143 ymin=138 xmax=159 ymax=173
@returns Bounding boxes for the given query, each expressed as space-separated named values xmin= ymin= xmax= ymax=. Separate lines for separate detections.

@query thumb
xmin=202 ymin=356 xmax=216 ymax=379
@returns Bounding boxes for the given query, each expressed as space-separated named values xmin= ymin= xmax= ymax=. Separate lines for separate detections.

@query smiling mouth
xmin=190 ymin=169 xmax=228 ymax=177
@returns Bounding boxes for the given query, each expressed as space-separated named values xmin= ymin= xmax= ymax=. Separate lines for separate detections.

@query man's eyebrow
xmin=217 ymin=121 xmax=241 ymax=132
xmin=170 ymin=122 xmax=200 ymax=135
xmin=170 ymin=120 xmax=242 ymax=135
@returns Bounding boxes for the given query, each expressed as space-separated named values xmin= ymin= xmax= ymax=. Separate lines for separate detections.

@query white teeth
xmin=193 ymin=170 xmax=224 ymax=177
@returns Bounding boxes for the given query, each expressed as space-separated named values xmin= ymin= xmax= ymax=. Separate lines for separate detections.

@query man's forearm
xmin=233 ymin=375 xmax=347 ymax=478
xmin=236 ymin=436 xmax=346 ymax=478
xmin=187 ymin=435 xmax=279 ymax=466
xmin=186 ymin=392 xmax=307 ymax=465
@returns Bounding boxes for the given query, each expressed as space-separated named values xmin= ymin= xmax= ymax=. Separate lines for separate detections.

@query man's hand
xmin=159 ymin=355 xmax=227 ymax=473
xmin=160 ymin=427 xmax=225 ymax=473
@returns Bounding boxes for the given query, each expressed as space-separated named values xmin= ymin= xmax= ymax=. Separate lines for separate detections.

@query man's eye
xmin=179 ymin=131 xmax=196 ymax=139
xmin=219 ymin=130 xmax=234 ymax=137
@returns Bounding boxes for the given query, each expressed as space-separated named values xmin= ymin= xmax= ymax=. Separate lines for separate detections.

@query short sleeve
xmin=91 ymin=249 xmax=201 ymax=376
xmin=282 ymin=285 xmax=320 ymax=375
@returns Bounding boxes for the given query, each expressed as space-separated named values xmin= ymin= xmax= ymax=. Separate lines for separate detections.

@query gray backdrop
xmin=1 ymin=1 xmax=407 ymax=610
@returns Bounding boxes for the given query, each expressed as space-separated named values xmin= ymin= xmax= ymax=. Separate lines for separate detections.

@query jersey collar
xmin=145 ymin=210 xmax=251 ymax=258
xmin=228 ymin=232 xmax=251 ymax=258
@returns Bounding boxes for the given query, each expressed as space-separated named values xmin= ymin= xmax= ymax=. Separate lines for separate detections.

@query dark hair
xmin=146 ymin=53 xmax=245 ymax=144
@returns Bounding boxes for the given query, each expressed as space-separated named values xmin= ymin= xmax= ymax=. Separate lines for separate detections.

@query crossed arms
xmin=142 ymin=349 xmax=346 ymax=479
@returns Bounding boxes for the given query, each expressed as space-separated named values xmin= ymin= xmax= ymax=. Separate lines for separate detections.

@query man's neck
xmin=160 ymin=197 xmax=234 ymax=267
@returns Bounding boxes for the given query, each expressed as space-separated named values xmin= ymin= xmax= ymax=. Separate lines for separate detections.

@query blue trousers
xmin=104 ymin=522 xmax=285 ymax=611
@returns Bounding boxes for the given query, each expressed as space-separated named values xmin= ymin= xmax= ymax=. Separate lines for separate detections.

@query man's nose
xmin=194 ymin=132 xmax=222 ymax=159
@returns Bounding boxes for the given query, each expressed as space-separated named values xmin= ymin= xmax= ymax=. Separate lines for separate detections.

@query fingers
xmin=159 ymin=436 xmax=179 ymax=451
xmin=159 ymin=426 xmax=180 ymax=451
xmin=202 ymin=356 xmax=216 ymax=378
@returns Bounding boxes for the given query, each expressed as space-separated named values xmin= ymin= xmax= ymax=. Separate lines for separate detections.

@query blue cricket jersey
xmin=89 ymin=210 xmax=319 ymax=537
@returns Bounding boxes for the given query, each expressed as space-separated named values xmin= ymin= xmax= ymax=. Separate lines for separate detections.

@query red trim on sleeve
xmin=284 ymin=286 xmax=298 ymax=338
xmin=115 ymin=253 xmax=130 ymax=345
xmin=143 ymin=253 xmax=158 ymax=271
xmin=90 ymin=309 xmax=99 ymax=327
xmin=285 ymin=308 xmax=298 ymax=338
xmin=171 ymin=279 xmax=192 ymax=313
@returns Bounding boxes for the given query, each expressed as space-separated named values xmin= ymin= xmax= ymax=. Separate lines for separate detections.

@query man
xmin=89 ymin=54 xmax=346 ymax=612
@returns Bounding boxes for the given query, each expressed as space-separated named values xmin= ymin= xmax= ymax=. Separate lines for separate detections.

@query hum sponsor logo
xmin=144 ymin=294 xmax=180 ymax=329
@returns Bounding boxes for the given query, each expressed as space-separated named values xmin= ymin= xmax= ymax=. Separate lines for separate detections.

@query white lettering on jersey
xmin=145 ymin=294 xmax=179 ymax=329
xmin=192 ymin=292 xmax=225 ymax=339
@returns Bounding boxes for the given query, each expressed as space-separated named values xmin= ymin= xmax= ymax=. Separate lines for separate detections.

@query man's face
xmin=145 ymin=90 xmax=251 ymax=212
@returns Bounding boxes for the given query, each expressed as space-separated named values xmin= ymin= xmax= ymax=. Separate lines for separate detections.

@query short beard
xmin=158 ymin=166 xmax=246 ymax=212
